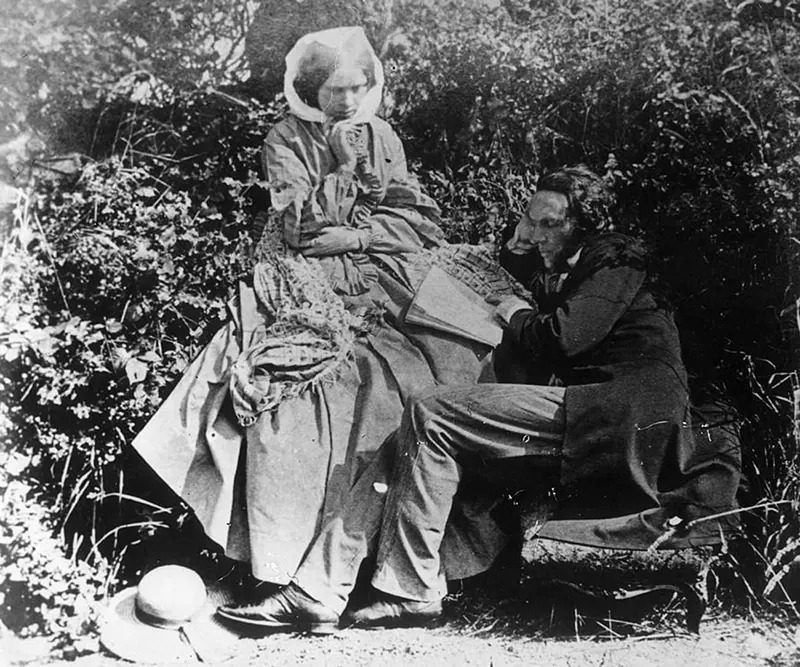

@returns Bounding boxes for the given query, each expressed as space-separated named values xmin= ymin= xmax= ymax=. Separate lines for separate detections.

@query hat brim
xmin=100 ymin=587 xmax=240 ymax=664
xmin=100 ymin=588 xmax=196 ymax=664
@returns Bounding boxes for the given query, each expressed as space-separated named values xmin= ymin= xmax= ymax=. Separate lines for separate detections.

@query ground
xmin=2 ymin=535 xmax=798 ymax=666
xmin=2 ymin=596 xmax=799 ymax=667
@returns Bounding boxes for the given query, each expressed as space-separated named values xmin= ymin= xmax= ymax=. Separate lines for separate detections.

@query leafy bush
xmin=1 ymin=87 xmax=283 ymax=571
xmin=0 ymin=85 xmax=284 ymax=647
xmin=0 ymin=0 xmax=255 ymax=144
xmin=0 ymin=454 xmax=110 ymax=657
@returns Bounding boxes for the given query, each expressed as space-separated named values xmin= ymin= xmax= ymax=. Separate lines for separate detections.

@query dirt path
xmin=4 ymin=610 xmax=797 ymax=667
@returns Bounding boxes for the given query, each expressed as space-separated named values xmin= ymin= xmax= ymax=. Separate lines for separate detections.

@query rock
xmin=521 ymin=538 xmax=719 ymax=633
xmin=744 ymin=631 xmax=782 ymax=660
xmin=0 ymin=129 xmax=84 ymax=224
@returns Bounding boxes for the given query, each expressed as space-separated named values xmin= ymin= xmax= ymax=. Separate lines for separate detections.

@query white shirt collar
xmin=566 ymin=247 xmax=583 ymax=270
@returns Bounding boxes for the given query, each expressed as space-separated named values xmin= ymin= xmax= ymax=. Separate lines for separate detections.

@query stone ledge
xmin=521 ymin=537 xmax=720 ymax=633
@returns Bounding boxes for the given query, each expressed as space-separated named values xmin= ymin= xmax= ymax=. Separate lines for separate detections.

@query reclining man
xmin=218 ymin=165 xmax=740 ymax=633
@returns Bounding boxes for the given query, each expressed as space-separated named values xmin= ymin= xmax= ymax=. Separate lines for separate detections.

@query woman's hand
xmin=328 ymin=123 xmax=358 ymax=173
xmin=485 ymin=293 xmax=534 ymax=325
xmin=300 ymin=227 xmax=363 ymax=256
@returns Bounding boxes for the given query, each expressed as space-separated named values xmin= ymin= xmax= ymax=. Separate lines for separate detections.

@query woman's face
xmin=317 ymin=66 xmax=368 ymax=120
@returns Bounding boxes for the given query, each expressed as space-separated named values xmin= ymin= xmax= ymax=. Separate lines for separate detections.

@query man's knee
xmin=402 ymin=387 xmax=472 ymax=456
xmin=405 ymin=387 xmax=451 ymax=434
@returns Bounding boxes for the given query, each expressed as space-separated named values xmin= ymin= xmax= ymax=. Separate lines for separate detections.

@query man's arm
xmin=498 ymin=244 xmax=541 ymax=287
xmin=504 ymin=250 xmax=647 ymax=360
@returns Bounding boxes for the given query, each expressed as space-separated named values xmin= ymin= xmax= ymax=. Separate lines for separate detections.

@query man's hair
xmin=536 ymin=165 xmax=615 ymax=231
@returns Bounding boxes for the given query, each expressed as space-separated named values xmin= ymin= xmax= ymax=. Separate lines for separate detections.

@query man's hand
xmin=505 ymin=222 xmax=535 ymax=256
xmin=485 ymin=293 xmax=534 ymax=325
xmin=328 ymin=122 xmax=358 ymax=173
xmin=300 ymin=227 xmax=362 ymax=256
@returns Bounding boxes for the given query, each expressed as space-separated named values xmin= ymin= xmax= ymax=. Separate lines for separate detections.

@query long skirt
xmin=132 ymin=252 xmax=511 ymax=583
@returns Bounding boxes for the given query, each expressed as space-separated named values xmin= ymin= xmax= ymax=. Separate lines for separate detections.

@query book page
xmin=406 ymin=265 xmax=505 ymax=346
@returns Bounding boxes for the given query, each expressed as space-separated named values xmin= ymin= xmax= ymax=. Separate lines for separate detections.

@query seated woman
xmin=132 ymin=27 xmax=524 ymax=595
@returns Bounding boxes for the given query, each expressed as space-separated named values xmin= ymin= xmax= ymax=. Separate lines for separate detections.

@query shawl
xmin=283 ymin=26 xmax=385 ymax=124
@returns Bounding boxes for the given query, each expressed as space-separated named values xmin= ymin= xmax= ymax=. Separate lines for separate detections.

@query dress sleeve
xmin=353 ymin=125 xmax=444 ymax=253
xmin=504 ymin=242 xmax=647 ymax=360
xmin=262 ymin=126 xmax=358 ymax=249
xmin=381 ymin=129 xmax=438 ymax=212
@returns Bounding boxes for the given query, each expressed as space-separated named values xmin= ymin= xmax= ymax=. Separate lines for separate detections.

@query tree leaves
xmin=123 ymin=357 xmax=148 ymax=385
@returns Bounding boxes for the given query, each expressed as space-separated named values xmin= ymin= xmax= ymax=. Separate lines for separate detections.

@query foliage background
xmin=0 ymin=0 xmax=798 ymax=654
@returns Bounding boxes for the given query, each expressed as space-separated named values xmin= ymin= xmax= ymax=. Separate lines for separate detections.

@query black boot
xmin=217 ymin=582 xmax=339 ymax=635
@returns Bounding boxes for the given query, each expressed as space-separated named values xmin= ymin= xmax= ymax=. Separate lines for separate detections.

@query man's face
xmin=508 ymin=190 xmax=578 ymax=271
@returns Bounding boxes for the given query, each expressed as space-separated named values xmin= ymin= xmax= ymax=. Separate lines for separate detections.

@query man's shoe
xmin=344 ymin=594 xmax=443 ymax=628
xmin=217 ymin=582 xmax=339 ymax=634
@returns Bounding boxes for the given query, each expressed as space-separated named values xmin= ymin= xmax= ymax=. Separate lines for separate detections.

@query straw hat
xmin=100 ymin=565 xmax=240 ymax=664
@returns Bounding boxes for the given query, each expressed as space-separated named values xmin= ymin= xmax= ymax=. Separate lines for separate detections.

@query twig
xmin=96 ymin=492 xmax=172 ymax=513
xmin=463 ymin=618 xmax=499 ymax=636
xmin=630 ymin=632 xmax=688 ymax=642
xmin=61 ymin=469 xmax=92 ymax=532
xmin=89 ymin=520 xmax=170 ymax=560
xmin=718 ymin=89 xmax=764 ymax=161
xmin=686 ymin=499 xmax=798 ymax=528
xmin=646 ymin=499 xmax=798 ymax=554
xmin=207 ymin=86 xmax=252 ymax=109
xmin=595 ymin=619 xmax=624 ymax=638
xmin=764 ymin=22 xmax=800 ymax=99
xmin=128 ymin=150 xmax=182 ymax=164
xmin=30 ymin=205 xmax=71 ymax=316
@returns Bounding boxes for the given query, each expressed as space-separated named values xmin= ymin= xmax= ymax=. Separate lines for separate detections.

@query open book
xmin=405 ymin=265 xmax=505 ymax=346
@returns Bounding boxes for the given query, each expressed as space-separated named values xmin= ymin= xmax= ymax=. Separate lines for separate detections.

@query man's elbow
xmin=557 ymin=330 xmax=606 ymax=359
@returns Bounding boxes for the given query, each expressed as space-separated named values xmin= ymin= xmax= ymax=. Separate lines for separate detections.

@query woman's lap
xmin=134 ymin=254 xmax=504 ymax=581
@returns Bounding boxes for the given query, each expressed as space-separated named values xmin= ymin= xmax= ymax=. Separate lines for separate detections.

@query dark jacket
xmin=497 ymin=232 xmax=740 ymax=549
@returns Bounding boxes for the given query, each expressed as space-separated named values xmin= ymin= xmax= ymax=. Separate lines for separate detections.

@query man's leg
xmin=369 ymin=383 xmax=565 ymax=604
xmin=219 ymin=382 xmax=565 ymax=629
